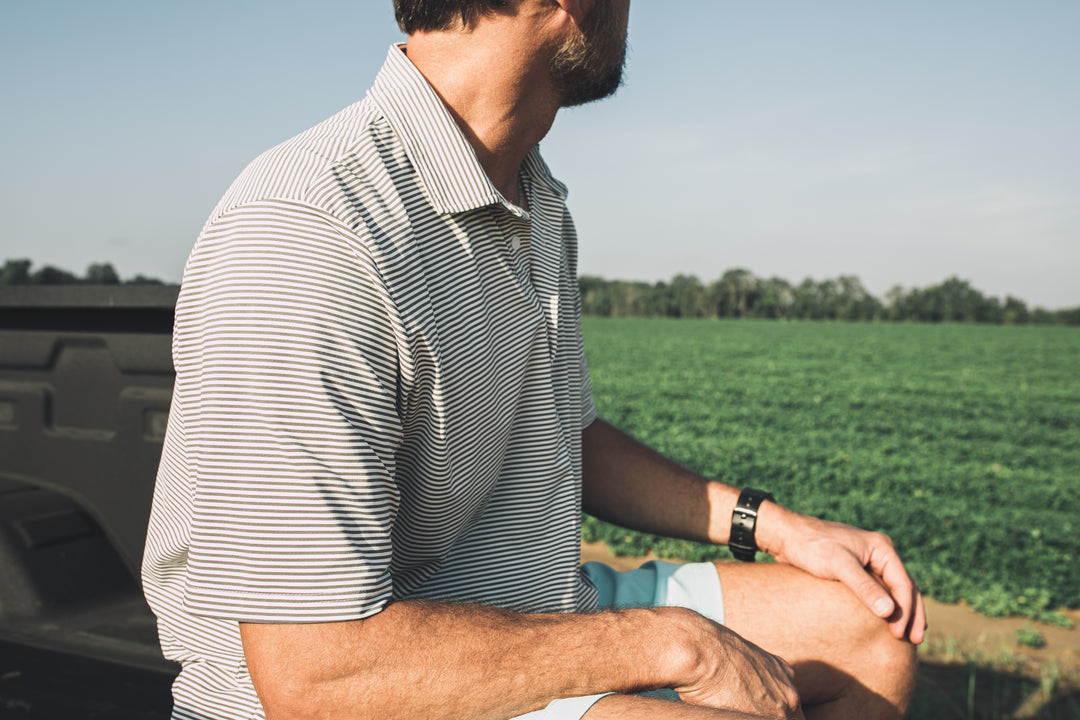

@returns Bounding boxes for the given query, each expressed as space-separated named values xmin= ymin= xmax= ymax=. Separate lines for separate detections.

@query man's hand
xmin=756 ymin=504 xmax=927 ymax=645
xmin=665 ymin=607 xmax=804 ymax=719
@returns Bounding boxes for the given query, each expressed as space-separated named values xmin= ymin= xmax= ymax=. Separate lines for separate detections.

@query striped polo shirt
xmin=142 ymin=44 xmax=600 ymax=719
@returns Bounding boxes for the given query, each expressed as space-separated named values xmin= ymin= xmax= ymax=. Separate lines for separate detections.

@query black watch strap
xmin=729 ymin=488 xmax=774 ymax=562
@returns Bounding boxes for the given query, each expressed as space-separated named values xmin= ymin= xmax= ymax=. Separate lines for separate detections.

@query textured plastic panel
xmin=0 ymin=286 xmax=179 ymax=578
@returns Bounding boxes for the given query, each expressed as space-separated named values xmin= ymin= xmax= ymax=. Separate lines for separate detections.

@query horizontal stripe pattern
xmin=142 ymin=44 xmax=598 ymax=720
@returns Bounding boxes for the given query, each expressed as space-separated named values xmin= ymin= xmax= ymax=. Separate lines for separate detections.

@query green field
xmin=580 ymin=317 xmax=1080 ymax=623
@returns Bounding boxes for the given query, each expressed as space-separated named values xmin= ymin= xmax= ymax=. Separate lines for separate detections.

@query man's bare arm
xmin=581 ymin=418 xmax=926 ymax=644
xmin=240 ymin=599 xmax=801 ymax=720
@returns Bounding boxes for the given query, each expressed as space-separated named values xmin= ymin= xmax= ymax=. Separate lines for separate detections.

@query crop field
xmin=580 ymin=317 xmax=1080 ymax=623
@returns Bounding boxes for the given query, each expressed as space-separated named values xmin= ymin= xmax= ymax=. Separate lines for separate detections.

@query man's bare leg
xmin=716 ymin=562 xmax=917 ymax=719
xmin=583 ymin=565 xmax=911 ymax=716
xmin=584 ymin=561 xmax=912 ymax=719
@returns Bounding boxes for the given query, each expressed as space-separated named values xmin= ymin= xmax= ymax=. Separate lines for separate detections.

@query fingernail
xmin=873 ymin=598 xmax=893 ymax=616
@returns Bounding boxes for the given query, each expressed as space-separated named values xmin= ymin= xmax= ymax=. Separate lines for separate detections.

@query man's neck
xmin=404 ymin=18 xmax=564 ymax=204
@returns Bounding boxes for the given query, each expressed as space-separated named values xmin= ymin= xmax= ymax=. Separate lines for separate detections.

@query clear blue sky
xmin=3 ymin=1 xmax=1078 ymax=308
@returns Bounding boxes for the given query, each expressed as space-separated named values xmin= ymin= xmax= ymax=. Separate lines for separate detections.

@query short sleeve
xmin=579 ymin=341 xmax=598 ymax=429
xmin=176 ymin=200 xmax=404 ymax=623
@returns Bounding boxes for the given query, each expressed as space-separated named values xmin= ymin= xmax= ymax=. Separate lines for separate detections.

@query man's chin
xmin=558 ymin=68 xmax=625 ymax=108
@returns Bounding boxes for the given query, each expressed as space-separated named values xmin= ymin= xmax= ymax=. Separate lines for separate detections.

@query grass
xmin=908 ymin=649 xmax=1080 ymax=719
xmin=1016 ymin=625 xmax=1048 ymax=650
xmin=580 ymin=318 xmax=1080 ymax=622
xmin=580 ymin=317 xmax=1080 ymax=717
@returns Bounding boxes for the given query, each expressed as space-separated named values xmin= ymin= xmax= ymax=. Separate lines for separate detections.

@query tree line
xmin=0 ymin=259 xmax=165 ymax=287
xmin=5 ymin=259 xmax=1076 ymax=325
xmin=579 ymin=270 xmax=1080 ymax=325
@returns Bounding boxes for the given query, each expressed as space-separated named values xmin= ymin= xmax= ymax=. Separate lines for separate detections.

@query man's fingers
xmin=834 ymin=557 xmax=895 ymax=619
xmin=782 ymin=517 xmax=926 ymax=644
xmin=868 ymin=544 xmax=924 ymax=641
xmin=865 ymin=549 xmax=928 ymax=645
xmin=854 ymin=552 xmax=928 ymax=645
xmin=902 ymin=580 xmax=928 ymax=645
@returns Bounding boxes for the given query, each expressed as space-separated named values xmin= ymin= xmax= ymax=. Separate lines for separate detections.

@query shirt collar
xmin=367 ymin=44 xmax=567 ymax=215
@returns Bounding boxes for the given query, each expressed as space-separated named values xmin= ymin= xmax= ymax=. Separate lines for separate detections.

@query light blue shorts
xmin=510 ymin=560 xmax=725 ymax=720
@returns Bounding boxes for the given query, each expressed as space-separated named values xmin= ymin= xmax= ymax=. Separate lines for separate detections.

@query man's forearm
xmin=241 ymin=599 xmax=709 ymax=720
xmin=581 ymin=419 xmax=755 ymax=547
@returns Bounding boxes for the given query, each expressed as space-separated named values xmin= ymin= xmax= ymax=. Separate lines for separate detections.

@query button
xmin=510 ymin=237 xmax=521 ymax=252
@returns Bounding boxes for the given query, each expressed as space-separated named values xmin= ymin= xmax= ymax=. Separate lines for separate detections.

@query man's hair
xmin=394 ymin=0 xmax=509 ymax=34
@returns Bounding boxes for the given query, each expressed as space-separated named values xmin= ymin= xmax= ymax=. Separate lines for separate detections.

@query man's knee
xmin=715 ymin=562 xmax=917 ymax=714
xmin=816 ymin=572 xmax=918 ymax=676
xmin=810 ymin=580 xmax=918 ymax=714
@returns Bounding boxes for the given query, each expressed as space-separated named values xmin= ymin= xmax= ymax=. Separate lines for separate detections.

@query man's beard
xmin=550 ymin=3 xmax=628 ymax=108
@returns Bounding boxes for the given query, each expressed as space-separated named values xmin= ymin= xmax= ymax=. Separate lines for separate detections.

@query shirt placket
xmin=494 ymin=207 xmax=538 ymax=306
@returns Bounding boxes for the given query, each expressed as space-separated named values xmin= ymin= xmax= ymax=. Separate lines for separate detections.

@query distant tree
xmin=884 ymin=285 xmax=905 ymax=321
xmin=1030 ymin=307 xmax=1055 ymax=324
xmin=0 ymin=259 xmax=33 ymax=285
xmin=29 ymin=265 xmax=80 ymax=285
xmin=789 ymin=279 xmax=816 ymax=320
xmin=818 ymin=278 xmax=843 ymax=319
xmin=708 ymin=268 xmax=759 ymax=318
xmin=1031 ymin=306 xmax=1080 ymax=326
xmin=893 ymin=277 xmax=980 ymax=322
xmin=0 ymin=258 xmax=169 ymax=286
xmin=573 ymin=266 xmax=1056 ymax=324
xmin=669 ymin=274 xmax=708 ymax=318
xmin=604 ymin=280 xmax=649 ymax=317
xmin=977 ymin=296 xmax=1004 ymax=324
xmin=755 ymin=277 xmax=793 ymax=319
xmin=783 ymin=275 xmax=882 ymax=321
xmin=125 ymin=274 xmax=166 ymax=286
xmin=84 ymin=262 xmax=121 ymax=285
xmin=579 ymin=275 xmax=612 ymax=316
xmin=833 ymin=275 xmax=880 ymax=320
xmin=1002 ymin=296 xmax=1029 ymax=324
xmin=647 ymin=280 xmax=673 ymax=317
xmin=935 ymin=276 xmax=985 ymax=322
xmin=1061 ymin=307 xmax=1080 ymax=326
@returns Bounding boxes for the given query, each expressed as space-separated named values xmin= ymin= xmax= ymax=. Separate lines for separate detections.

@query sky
xmin=3 ymin=1 xmax=1078 ymax=309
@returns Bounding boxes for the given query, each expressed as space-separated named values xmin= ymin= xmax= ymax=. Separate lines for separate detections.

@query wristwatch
xmin=729 ymin=488 xmax=774 ymax=562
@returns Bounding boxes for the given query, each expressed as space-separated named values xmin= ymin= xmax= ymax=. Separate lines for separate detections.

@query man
xmin=143 ymin=2 xmax=925 ymax=719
